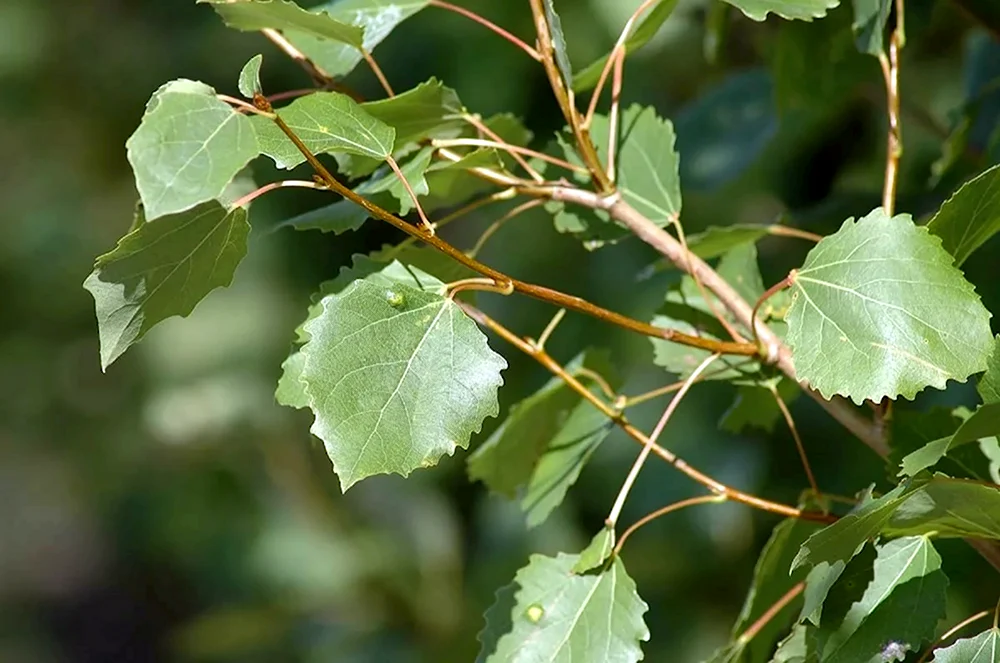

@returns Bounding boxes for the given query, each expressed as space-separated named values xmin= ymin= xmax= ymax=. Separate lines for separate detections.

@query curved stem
xmin=769 ymin=381 xmax=820 ymax=497
xmin=254 ymin=94 xmax=759 ymax=357
xmin=459 ymin=303 xmax=836 ymax=525
xmin=614 ymin=495 xmax=726 ymax=554
xmin=752 ymin=275 xmax=793 ymax=352
xmin=229 ymin=179 xmax=325 ymax=209
xmin=607 ymin=353 xmax=721 ymax=527
xmin=385 ymin=155 xmax=432 ymax=232
xmin=428 ymin=0 xmax=541 ymax=61
xmin=468 ymin=199 xmax=544 ymax=258
xmin=767 ymin=224 xmax=823 ymax=243
xmin=573 ymin=367 xmax=617 ymax=400
xmin=434 ymin=137 xmax=585 ymax=175
xmin=458 ymin=115 xmax=547 ymax=182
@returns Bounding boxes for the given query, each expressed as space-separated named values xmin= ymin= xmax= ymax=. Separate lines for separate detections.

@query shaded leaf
xmin=572 ymin=526 xmax=616 ymax=573
xmin=487 ymin=552 xmax=648 ymax=663
xmin=468 ymin=354 xmax=590 ymax=498
xmin=675 ymin=70 xmax=777 ymax=190
xmin=126 ymin=80 xmax=259 ymax=220
xmin=926 ymin=164 xmax=1000 ymax=267
xmin=720 ymin=378 xmax=801 ymax=435
xmin=801 ymin=540 xmax=876 ymax=627
xmin=286 ymin=0 xmax=427 ymax=79
xmin=930 ymin=628 xmax=1000 ymax=662
xmin=476 ymin=582 xmax=518 ymax=663
xmin=687 ymin=224 xmax=771 ymax=260
xmin=899 ymin=402 xmax=1000 ymax=476
xmin=817 ymin=536 xmax=947 ymax=663
xmin=238 ymin=54 xmax=263 ymax=98
xmin=890 ymin=407 xmax=996 ymax=483
xmin=275 ymin=351 xmax=309 ymax=409
xmin=200 ymin=0 xmax=362 ymax=46
xmin=851 ymin=0 xmax=891 ymax=56
xmin=252 ymin=91 xmax=395 ymax=169
xmin=771 ymin=625 xmax=820 ymax=662
xmin=84 ymin=201 xmax=249 ymax=369
xmin=720 ymin=0 xmax=841 ymax=21
xmin=573 ymin=0 xmax=680 ymax=92
xmin=544 ymin=0 xmax=573 ymax=91
xmin=882 ymin=476 xmax=1000 ymax=539
xmin=786 ymin=208 xmax=994 ymax=405
xmin=299 ymin=276 xmax=506 ymax=490
xmin=981 ymin=336 xmax=1000 ymax=404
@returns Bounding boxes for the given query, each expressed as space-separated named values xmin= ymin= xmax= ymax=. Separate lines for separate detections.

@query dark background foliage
xmin=2 ymin=0 xmax=999 ymax=661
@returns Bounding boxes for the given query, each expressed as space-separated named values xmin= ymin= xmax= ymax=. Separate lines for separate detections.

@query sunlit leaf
xmin=720 ymin=0 xmax=840 ymax=22
xmin=851 ymin=0 xmax=891 ymax=56
xmin=253 ymin=91 xmax=395 ymax=169
xmin=573 ymin=0 xmax=680 ymax=92
xmin=899 ymin=402 xmax=1000 ymax=476
xmin=200 ymin=0 xmax=362 ymax=46
xmin=929 ymin=628 xmax=1000 ymax=662
xmin=126 ymin=80 xmax=259 ymax=220
xmin=299 ymin=275 xmax=505 ymax=490
xmin=487 ymin=551 xmax=649 ymax=663
xmin=800 ymin=540 xmax=875 ymax=627
xmin=817 ymin=536 xmax=947 ymax=663
xmin=84 ymin=201 xmax=249 ymax=369
xmin=238 ymin=54 xmax=263 ymax=97
xmin=675 ymin=70 xmax=777 ymax=190
xmin=786 ymin=208 xmax=994 ymax=405
xmin=926 ymin=164 xmax=1000 ymax=267
xmin=286 ymin=0 xmax=428 ymax=79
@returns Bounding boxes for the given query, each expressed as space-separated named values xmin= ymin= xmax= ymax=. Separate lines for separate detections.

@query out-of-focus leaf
xmin=981 ymin=337 xmax=1000 ymax=404
xmin=786 ymin=209 xmax=994 ymax=405
xmin=720 ymin=0 xmax=840 ymax=21
xmin=487 ymin=552 xmax=648 ymax=662
xmin=84 ymin=201 xmax=249 ymax=369
xmin=675 ymin=70 xmax=777 ymax=190
xmin=926 ymin=164 xmax=1000 ymax=267
xmin=720 ymin=378 xmax=801 ymax=435
xmin=899 ymin=402 xmax=1000 ymax=476
xmin=285 ymin=0 xmax=428 ymax=78
xmin=252 ymin=91 xmax=395 ymax=169
xmin=851 ymin=0 xmax=891 ymax=56
xmin=572 ymin=0 xmax=681 ymax=92
xmin=929 ymin=628 xmax=1000 ymax=662
xmin=126 ymin=80 xmax=259 ymax=220
xmin=200 ymin=0 xmax=362 ymax=45
xmin=238 ymin=54 xmax=263 ymax=97
xmin=299 ymin=275 xmax=506 ymax=490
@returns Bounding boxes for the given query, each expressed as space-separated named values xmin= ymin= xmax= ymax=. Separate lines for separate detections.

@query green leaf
xmin=126 ymin=80 xmax=259 ymax=220
xmin=675 ymin=70 xmax=776 ymax=190
xmin=724 ymin=515 xmax=823 ymax=663
xmin=890 ymin=407 xmax=996 ymax=483
xmin=817 ymin=536 xmax=947 ymax=663
xmin=720 ymin=243 xmax=765 ymax=305
xmin=926 ymin=164 xmax=1000 ymax=267
xmin=468 ymin=354 xmax=589 ymax=498
xmin=771 ymin=625 xmax=820 ymax=662
xmin=882 ymin=477 xmax=1000 ymax=539
xmin=84 ymin=201 xmax=250 ymax=369
xmin=929 ymin=628 xmax=1000 ymax=662
xmin=785 ymin=208 xmax=994 ymax=405
xmin=572 ymin=0 xmax=680 ymax=92
xmin=851 ymin=0 xmax=891 ymax=56
xmin=476 ymin=582 xmax=518 ymax=663
xmin=336 ymin=78 xmax=465 ymax=178
xmin=720 ymin=0 xmax=841 ymax=21
xmin=521 ymin=387 xmax=616 ymax=528
xmin=200 ymin=0 xmax=362 ymax=46
xmin=793 ymin=483 xmax=914 ymax=572
xmin=487 ymin=552 xmax=649 ymax=663
xmin=286 ymin=0 xmax=427 ymax=79
xmin=899 ymin=402 xmax=1000 ymax=476
xmin=238 ymin=54 xmax=263 ymax=98
xmin=298 ymin=276 xmax=505 ymax=490
xmin=275 ymin=351 xmax=309 ymax=409
xmin=572 ymin=526 xmax=616 ymax=573
xmin=800 ymin=540 xmax=875 ymax=627
xmin=688 ymin=224 xmax=771 ymax=260
xmin=981 ymin=336 xmax=1000 ymax=404
xmin=252 ymin=91 xmax=395 ymax=169
xmin=544 ymin=0 xmax=573 ymax=90
xmin=276 ymin=198 xmax=373 ymax=235
xmin=720 ymin=378 xmax=801 ymax=435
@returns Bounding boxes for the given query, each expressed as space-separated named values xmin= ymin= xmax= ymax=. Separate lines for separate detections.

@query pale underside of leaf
xmin=720 ymin=0 xmax=841 ymax=22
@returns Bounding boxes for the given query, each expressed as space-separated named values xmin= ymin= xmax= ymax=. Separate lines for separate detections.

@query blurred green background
xmin=3 ymin=0 xmax=1000 ymax=661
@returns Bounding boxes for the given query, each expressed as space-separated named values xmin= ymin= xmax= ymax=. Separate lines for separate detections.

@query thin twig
xmin=218 ymin=94 xmax=273 ymax=115
xmin=460 ymin=115 xmax=547 ymax=182
xmin=622 ymin=360 xmax=756 ymax=408
xmin=767 ymin=225 xmax=823 ymax=243
xmin=435 ymin=137 xmax=585 ymax=176
xmin=607 ymin=354 xmax=721 ymax=527
xmin=229 ymin=179 xmax=325 ymax=209
xmin=385 ymin=155 xmax=432 ymax=232
xmin=606 ymin=48 xmax=625 ymax=183
xmin=769 ymin=382 xmax=820 ymax=497
xmin=614 ymin=495 xmax=726 ymax=554
xmin=573 ymin=367 xmax=617 ymax=400
xmin=360 ymin=48 xmax=395 ymax=97
xmin=915 ymin=609 xmax=991 ymax=663
xmin=878 ymin=39 xmax=902 ymax=216
xmin=459 ymin=303 xmax=836 ymax=525
xmin=468 ymin=199 xmax=545 ymax=257
xmin=534 ymin=308 xmax=566 ymax=350
xmin=261 ymin=28 xmax=334 ymax=86
xmin=752 ymin=275 xmax=793 ymax=352
xmin=736 ymin=582 xmax=806 ymax=647
xmin=253 ymin=93 xmax=759 ymax=357
xmin=428 ymin=0 xmax=541 ymax=61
